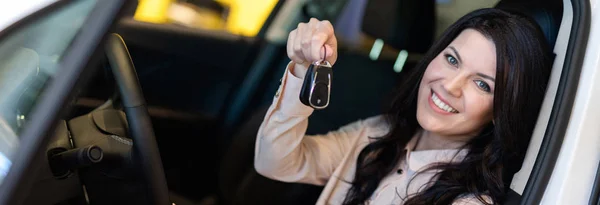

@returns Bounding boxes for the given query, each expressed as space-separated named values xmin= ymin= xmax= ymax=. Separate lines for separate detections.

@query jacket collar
xmin=404 ymin=133 xmax=469 ymax=172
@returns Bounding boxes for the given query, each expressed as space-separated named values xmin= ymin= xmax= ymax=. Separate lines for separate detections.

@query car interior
xmin=0 ymin=0 xmax=569 ymax=204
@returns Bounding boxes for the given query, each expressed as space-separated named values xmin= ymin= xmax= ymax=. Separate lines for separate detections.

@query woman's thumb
xmin=320 ymin=45 xmax=334 ymax=60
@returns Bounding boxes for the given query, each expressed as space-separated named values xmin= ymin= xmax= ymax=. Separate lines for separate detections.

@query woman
xmin=254 ymin=8 xmax=553 ymax=205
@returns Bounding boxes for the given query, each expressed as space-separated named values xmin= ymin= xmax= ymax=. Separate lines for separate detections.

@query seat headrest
xmin=495 ymin=0 xmax=563 ymax=49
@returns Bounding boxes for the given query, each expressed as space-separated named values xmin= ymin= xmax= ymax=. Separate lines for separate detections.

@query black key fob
xmin=299 ymin=61 xmax=332 ymax=109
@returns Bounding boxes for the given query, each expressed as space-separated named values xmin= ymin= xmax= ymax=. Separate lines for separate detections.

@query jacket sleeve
xmin=254 ymin=62 xmax=366 ymax=186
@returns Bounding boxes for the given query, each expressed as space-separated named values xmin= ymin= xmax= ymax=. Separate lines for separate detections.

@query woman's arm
xmin=254 ymin=18 xmax=357 ymax=186
xmin=254 ymin=63 xmax=366 ymax=186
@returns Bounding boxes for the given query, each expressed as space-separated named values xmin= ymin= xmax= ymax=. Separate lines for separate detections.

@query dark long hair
xmin=343 ymin=8 xmax=553 ymax=205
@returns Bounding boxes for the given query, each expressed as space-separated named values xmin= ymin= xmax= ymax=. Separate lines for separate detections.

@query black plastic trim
xmin=520 ymin=0 xmax=591 ymax=204
xmin=590 ymin=159 xmax=600 ymax=205
xmin=0 ymin=0 xmax=128 ymax=204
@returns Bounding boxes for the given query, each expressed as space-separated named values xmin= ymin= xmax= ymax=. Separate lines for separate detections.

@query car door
xmin=0 ymin=0 xmax=130 ymax=204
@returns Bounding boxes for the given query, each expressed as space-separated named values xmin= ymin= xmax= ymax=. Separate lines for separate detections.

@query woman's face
xmin=416 ymin=29 xmax=497 ymax=138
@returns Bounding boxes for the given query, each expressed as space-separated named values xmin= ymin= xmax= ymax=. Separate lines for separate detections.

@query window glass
xmin=0 ymin=0 xmax=96 ymax=183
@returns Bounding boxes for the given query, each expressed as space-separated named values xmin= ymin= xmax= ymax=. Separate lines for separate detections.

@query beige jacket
xmin=254 ymin=64 xmax=489 ymax=205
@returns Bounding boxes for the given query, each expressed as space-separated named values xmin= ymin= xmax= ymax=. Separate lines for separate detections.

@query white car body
xmin=540 ymin=0 xmax=600 ymax=203
xmin=0 ymin=0 xmax=57 ymax=31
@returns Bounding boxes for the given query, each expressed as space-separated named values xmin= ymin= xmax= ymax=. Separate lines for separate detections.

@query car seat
xmin=493 ymin=0 xmax=563 ymax=203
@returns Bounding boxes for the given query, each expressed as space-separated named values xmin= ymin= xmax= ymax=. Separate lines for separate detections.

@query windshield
xmin=0 ymin=0 xmax=96 ymax=182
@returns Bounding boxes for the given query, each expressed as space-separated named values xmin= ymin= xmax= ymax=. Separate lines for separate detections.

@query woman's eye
xmin=474 ymin=80 xmax=491 ymax=92
xmin=445 ymin=54 xmax=458 ymax=66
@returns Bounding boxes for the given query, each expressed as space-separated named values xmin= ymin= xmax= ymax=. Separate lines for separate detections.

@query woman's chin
xmin=417 ymin=114 xmax=447 ymax=133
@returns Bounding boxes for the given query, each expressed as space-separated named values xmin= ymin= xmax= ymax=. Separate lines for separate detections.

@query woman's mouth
xmin=430 ymin=92 xmax=459 ymax=113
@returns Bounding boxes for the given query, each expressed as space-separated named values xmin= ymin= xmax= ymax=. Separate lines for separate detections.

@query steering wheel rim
xmin=104 ymin=33 xmax=170 ymax=205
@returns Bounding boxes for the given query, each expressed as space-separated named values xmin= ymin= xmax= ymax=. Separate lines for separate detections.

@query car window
xmin=0 ymin=0 xmax=96 ymax=183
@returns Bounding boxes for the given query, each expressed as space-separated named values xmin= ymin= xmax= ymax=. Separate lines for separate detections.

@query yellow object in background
xmin=217 ymin=0 xmax=278 ymax=36
xmin=134 ymin=0 xmax=175 ymax=23
xmin=134 ymin=0 xmax=276 ymax=37
xmin=167 ymin=2 xmax=226 ymax=30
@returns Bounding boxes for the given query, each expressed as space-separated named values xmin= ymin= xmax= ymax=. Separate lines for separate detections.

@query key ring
xmin=322 ymin=45 xmax=327 ymax=64
xmin=315 ymin=45 xmax=331 ymax=67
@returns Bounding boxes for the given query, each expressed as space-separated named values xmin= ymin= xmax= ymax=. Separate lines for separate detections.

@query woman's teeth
xmin=432 ymin=93 xmax=458 ymax=113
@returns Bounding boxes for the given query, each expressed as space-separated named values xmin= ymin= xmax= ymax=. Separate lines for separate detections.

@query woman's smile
xmin=429 ymin=90 xmax=459 ymax=114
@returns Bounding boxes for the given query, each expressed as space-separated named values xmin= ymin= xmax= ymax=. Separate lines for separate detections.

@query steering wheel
xmin=104 ymin=33 xmax=171 ymax=205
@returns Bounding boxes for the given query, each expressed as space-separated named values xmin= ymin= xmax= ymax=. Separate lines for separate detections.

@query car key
xmin=299 ymin=46 xmax=332 ymax=109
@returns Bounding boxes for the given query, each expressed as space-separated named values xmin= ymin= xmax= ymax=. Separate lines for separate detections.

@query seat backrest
xmin=493 ymin=1 xmax=563 ymax=203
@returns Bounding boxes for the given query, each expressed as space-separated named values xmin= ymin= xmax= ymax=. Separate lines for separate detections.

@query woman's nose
xmin=443 ymin=72 xmax=466 ymax=97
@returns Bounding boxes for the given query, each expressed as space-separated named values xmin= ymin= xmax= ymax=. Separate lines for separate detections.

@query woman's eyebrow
xmin=448 ymin=46 xmax=463 ymax=63
xmin=477 ymin=73 xmax=495 ymax=81
xmin=448 ymin=46 xmax=495 ymax=81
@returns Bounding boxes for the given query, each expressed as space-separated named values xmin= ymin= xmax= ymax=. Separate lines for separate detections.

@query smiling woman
xmin=254 ymin=8 xmax=553 ymax=205
xmin=417 ymin=29 xmax=497 ymax=141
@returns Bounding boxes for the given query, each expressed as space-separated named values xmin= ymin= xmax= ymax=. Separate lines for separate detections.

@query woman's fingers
xmin=310 ymin=32 xmax=329 ymax=63
xmin=302 ymin=18 xmax=319 ymax=63
xmin=308 ymin=19 xmax=337 ymax=65
xmin=287 ymin=30 xmax=304 ymax=65
xmin=320 ymin=20 xmax=337 ymax=64
xmin=286 ymin=18 xmax=338 ymax=67
xmin=293 ymin=23 xmax=307 ymax=64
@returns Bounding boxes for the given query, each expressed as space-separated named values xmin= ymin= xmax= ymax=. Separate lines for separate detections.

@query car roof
xmin=0 ymin=0 xmax=57 ymax=31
